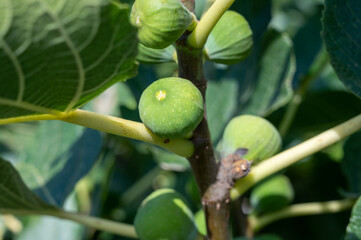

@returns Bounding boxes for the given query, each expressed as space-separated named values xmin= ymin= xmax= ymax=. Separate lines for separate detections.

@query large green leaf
xmin=206 ymin=79 xmax=238 ymax=143
xmin=0 ymin=157 xmax=55 ymax=211
xmin=342 ymin=131 xmax=361 ymax=196
xmin=240 ymin=30 xmax=294 ymax=115
xmin=0 ymin=0 xmax=138 ymax=119
xmin=322 ymin=0 xmax=361 ymax=98
xmin=0 ymin=121 xmax=102 ymax=206
xmin=346 ymin=197 xmax=361 ymax=239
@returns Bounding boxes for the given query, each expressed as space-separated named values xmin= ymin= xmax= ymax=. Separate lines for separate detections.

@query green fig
xmin=130 ymin=0 xmax=196 ymax=49
xmin=205 ymin=11 xmax=253 ymax=64
xmin=222 ymin=115 xmax=281 ymax=163
xmin=134 ymin=188 xmax=198 ymax=240
xmin=139 ymin=77 xmax=204 ymax=138
xmin=250 ymin=174 xmax=294 ymax=214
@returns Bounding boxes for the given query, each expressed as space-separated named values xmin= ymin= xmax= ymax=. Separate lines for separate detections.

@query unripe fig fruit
xmin=130 ymin=0 xmax=196 ymax=49
xmin=139 ymin=77 xmax=204 ymax=138
xmin=250 ymin=174 xmax=294 ymax=213
xmin=222 ymin=115 xmax=281 ymax=163
xmin=205 ymin=11 xmax=253 ymax=64
xmin=134 ymin=188 xmax=198 ymax=240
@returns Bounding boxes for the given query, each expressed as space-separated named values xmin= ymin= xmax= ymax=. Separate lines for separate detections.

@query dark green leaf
xmin=346 ymin=197 xmax=361 ymax=239
xmin=206 ymin=79 xmax=238 ymax=143
xmin=240 ymin=30 xmax=295 ymax=116
xmin=342 ymin=131 xmax=361 ymax=196
xmin=0 ymin=157 xmax=55 ymax=211
xmin=0 ymin=0 xmax=138 ymax=119
xmin=322 ymin=0 xmax=361 ymax=98
xmin=280 ymin=91 xmax=361 ymax=135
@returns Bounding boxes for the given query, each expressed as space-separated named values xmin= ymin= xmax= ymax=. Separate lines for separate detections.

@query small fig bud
xmin=130 ymin=0 xmax=196 ymax=49
xmin=222 ymin=115 xmax=281 ymax=163
xmin=134 ymin=188 xmax=198 ymax=240
xmin=205 ymin=11 xmax=253 ymax=64
xmin=139 ymin=77 xmax=204 ymax=138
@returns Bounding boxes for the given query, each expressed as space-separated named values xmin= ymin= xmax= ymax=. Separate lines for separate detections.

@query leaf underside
xmin=0 ymin=0 xmax=138 ymax=119
xmin=0 ymin=157 xmax=55 ymax=211
xmin=322 ymin=0 xmax=361 ymax=98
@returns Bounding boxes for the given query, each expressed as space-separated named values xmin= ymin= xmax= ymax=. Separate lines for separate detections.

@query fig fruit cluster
xmin=130 ymin=0 xmax=196 ymax=49
xmin=134 ymin=188 xmax=198 ymax=240
xmin=222 ymin=115 xmax=281 ymax=163
xmin=139 ymin=77 xmax=204 ymax=138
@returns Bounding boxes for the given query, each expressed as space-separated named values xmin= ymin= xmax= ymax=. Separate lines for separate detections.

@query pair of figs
xmin=131 ymin=0 xmax=253 ymax=65
xmin=139 ymin=78 xmax=281 ymax=164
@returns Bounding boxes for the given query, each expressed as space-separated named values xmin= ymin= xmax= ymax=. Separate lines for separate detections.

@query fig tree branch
xmin=0 ymin=209 xmax=137 ymax=239
xmin=0 ymin=110 xmax=194 ymax=158
xmin=60 ymin=109 xmax=194 ymax=157
xmin=231 ymin=113 xmax=361 ymax=199
xmin=248 ymin=199 xmax=356 ymax=232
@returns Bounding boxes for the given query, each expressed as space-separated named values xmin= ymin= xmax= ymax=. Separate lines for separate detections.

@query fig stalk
xmin=176 ymin=35 xmax=231 ymax=240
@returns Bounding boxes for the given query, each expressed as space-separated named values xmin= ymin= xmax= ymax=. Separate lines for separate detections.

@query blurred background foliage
xmin=1 ymin=0 xmax=360 ymax=239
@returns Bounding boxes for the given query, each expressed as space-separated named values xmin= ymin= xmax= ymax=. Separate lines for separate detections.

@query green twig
xmin=0 ymin=109 xmax=194 ymax=157
xmin=60 ymin=110 xmax=195 ymax=158
xmin=0 ymin=209 xmax=137 ymax=239
xmin=231 ymin=113 xmax=361 ymax=199
xmin=249 ymin=199 xmax=356 ymax=232
xmin=187 ymin=0 xmax=235 ymax=48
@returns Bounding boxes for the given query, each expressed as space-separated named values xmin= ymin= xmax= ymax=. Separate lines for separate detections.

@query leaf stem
xmin=187 ymin=0 xmax=235 ymax=48
xmin=60 ymin=109 xmax=194 ymax=157
xmin=249 ymin=199 xmax=356 ymax=232
xmin=0 ymin=209 xmax=137 ymax=239
xmin=231 ymin=113 xmax=361 ymax=199
xmin=0 ymin=114 xmax=59 ymax=125
xmin=0 ymin=110 xmax=194 ymax=157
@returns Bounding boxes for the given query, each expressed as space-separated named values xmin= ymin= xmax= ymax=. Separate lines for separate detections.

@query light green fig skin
xmin=139 ymin=77 xmax=204 ymax=138
xmin=250 ymin=175 xmax=294 ymax=213
xmin=222 ymin=115 xmax=281 ymax=163
xmin=134 ymin=188 xmax=198 ymax=240
xmin=205 ymin=10 xmax=253 ymax=64
xmin=130 ymin=0 xmax=195 ymax=49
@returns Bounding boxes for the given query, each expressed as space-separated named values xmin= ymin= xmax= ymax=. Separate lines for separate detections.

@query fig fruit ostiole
xmin=139 ymin=77 xmax=204 ymax=138
xmin=130 ymin=0 xmax=196 ymax=49
xmin=134 ymin=188 xmax=198 ymax=240
xmin=222 ymin=115 xmax=282 ymax=164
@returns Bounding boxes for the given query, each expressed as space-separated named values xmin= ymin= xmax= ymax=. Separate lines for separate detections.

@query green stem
xmin=249 ymin=199 xmax=356 ymax=232
xmin=0 ymin=209 xmax=137 ymax=239
xmin=60 ymin=109 xmax=194 ymax=158
xmin=0 ymin=110 xmax=194 ymax=157
xmin=278 ymin=49 xmax=329 ymax=137
xmin=187 ymin=0 xmax=235 ymax=48
xmin=231 ymin=113 xmax=361 ymax=199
